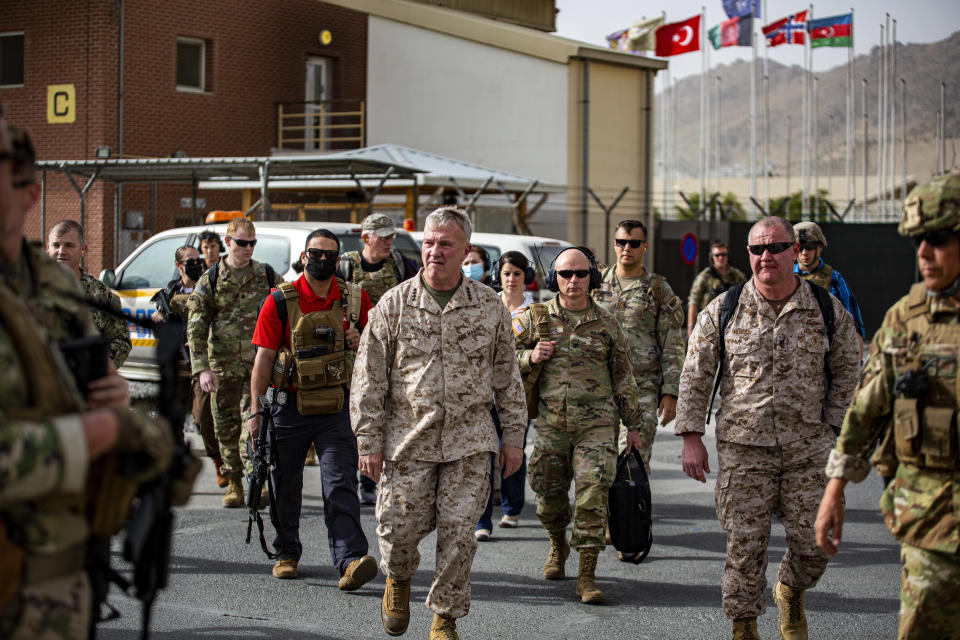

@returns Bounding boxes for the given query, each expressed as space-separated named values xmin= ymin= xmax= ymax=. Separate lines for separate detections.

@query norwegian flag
xmin=762 ymin=10 xmax=808 ymax=47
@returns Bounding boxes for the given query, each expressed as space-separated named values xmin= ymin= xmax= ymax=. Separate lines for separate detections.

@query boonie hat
xmin=899 ymin=168 xmax=960 ymax=237
xmin=793 ymin=221 xmax=827 ymax=248
xmin=362 ymin=213 xmax=396 ymax=238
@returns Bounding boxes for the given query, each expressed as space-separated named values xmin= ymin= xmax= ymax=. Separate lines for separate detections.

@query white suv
xmin=102 ymin=221 xmax=421 ymax=383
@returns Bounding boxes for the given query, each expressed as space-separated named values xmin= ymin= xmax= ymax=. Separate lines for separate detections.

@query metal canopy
xmin=35 ymin=154 xmax=421 ymax=184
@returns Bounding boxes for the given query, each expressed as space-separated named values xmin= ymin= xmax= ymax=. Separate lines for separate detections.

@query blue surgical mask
xmin=461 ymin=263 xmax=484 ymax=281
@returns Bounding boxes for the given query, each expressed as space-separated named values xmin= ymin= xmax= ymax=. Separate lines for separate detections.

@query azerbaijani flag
xmin=709 ymin=15 xmax=753 ymax=49
xmin=808 ymin=13 xmax=852 ymax=48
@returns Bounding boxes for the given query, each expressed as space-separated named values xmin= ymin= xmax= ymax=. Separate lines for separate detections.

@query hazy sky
xmin=554 ymin=0 xmax=959 ymax=86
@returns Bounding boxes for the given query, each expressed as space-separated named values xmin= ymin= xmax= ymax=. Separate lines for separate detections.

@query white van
xmin=102 ymin=221 xmax=421 ymax=383
xmin=409 ymin=231 xmax=571 ymax=299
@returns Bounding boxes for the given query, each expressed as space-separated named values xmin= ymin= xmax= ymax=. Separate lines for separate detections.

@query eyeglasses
xmin=614 ymin=238 xmax=646 ymax=249
xmin=12 ymin=176 xmax=35 ymax=189
xmin=913 ymin=230 xmax=958 ymax=248
xmin=799 ymin=242 xmax=820 ymax=252
xmin=306 ymin=248 xmax=339 ymax=261
xmin=747 ymin=242 xmax=794 ymax=256
xmin=179 ymin=257 xmax=204 ymax=268
xmin=556 ymin=269 xmax=590 ymax=280
xmin=712 ymin=252 xmax=728 ymax=258
xmin=227 ymin=236 xmax=257 ymax=248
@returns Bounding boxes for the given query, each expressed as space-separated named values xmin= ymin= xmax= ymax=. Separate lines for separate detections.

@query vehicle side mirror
xmin=100 ymin=269 xmax=117 ymax=288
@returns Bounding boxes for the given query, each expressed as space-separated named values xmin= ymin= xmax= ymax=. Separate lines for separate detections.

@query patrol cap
xmin=899 ymin=168 xmax=960 ymax=237
xmin=793 ymin=221 xmax=827 ymax=247
xmin=362 ymin=213 xmax=396 ymax=238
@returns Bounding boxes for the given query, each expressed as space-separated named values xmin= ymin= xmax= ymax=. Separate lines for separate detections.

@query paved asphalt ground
xmin=98 ymin=420 xmax=901 ymax=640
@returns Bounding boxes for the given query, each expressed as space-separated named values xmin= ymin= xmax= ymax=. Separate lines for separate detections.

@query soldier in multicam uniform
xmin=815 ymin=170 xmax=960 ymax=640
xmin=516 ymin=246 xmax=642 ymax=604
xmin=351 ymin=206 xmax=526 ymax=640
xmin=188 ymin=217 xmax=280 ymax=508
xmin=793 ymin=221 xmax=867 ymax=353
xmin=592 ymin=219 xmax=685 ymax=471
xmin=675 ymin=216 xmax=861 ymax=640
xmin=687 ymin=241 xmax=748 ymax=335
xmin=338 ymin=212 xmax=417 ymax=504
xmin=0 ymin=115 xmax=174 ymax=640
xmin=45 ymin=219 xmax=132 ymax=368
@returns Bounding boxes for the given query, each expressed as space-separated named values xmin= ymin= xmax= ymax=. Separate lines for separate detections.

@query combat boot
xmin=575 ymin=547 xmax=604 ymax=605
xmin=732 ymin=617 xmax=760 ymax=640
xmin=222 ymin=475 xmax=244 ymax=508
xmin=428 ymin=614 xmax=459 ymax=640
xmin=381 ymin=576 xmax=411 ymax=636
xmin=542 ymin=531 xmax=569 ymax=580
xmin=773 ymin=581 xmax=808 ymax=639
xmin=212 ymin=457 xmax=228 ymax=488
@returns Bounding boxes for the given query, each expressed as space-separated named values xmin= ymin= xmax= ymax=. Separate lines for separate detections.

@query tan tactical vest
xmin=270 ymin=278 xmax=361 ymax=415
xmin=343 ymin=251 xmax=399 ymax=305
xmin=799 ymin=262 xmax=834 ymax=292
xmin=0 ymin=284 xmax=84 ymax=608
xmin=888 ymin=283 xmax=960 ymax=471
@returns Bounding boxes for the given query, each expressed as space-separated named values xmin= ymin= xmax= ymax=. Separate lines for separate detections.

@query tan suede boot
xmin=773 ymin=581 xmax=808 ymax=639
xmin=428 ymin=613 xmax=459 ymax=640
xmin=221 ymin=475 xmax=244 ymax=508
xmin=381 ymin=576 xmax=411 ymax=636
xmin=575 ymin=547 xmax=604 ymax=605
xmin=542 ymin=531 xmax=570 ymax=580
xmin=732 ymin=617 xmax=760 ymax=640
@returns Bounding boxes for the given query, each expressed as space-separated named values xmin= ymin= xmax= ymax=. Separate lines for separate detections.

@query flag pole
xmin=716 ymin=74 xmax=722 ymax=197
xmin=750 ymin=36 xmax=757 ymax=211
xmin=901 ymin=78 xmax=907 ymax=207
xmin=890 ymin=18 xmax=897 ymax=212
xmin=847 ymin=7 xmax=854 ymax=216
xmin=814 ymin=75 xmax=819 ymax=217
xmin=700 ymin=5 xmax=707 ymax=213
xmin=661 ymin=10 xmax=669 ymax=220
xmin=763 ymin=0 xmax=770 ymax=216
xmin=804 ymin=5 xmax=813 ymax=219
xmin=878 ymin=21 xmax=885 ymax=222
xmin=862 ymin=77 xmax=868 ymax=219
xmin=801 ymin=11 xmax=808 ymax=219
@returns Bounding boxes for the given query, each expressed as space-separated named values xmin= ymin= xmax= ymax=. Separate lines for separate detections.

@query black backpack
xmin=607 ymin=449 xmax=653 ymax=564
xmin=705 ymin=280 xmax=835 ymax=423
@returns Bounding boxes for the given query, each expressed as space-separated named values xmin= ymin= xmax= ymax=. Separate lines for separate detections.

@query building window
xmin=0 ymin=32 xmax=24 ymax=87
xmin=176 ymin=37 xmax=205 ymax=92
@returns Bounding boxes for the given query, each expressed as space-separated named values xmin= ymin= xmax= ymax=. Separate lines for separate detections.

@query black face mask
xmin=184 ymin=263 xmax=205 ymax=281
xmin=305 ymin=258 xmax=337 ymax=281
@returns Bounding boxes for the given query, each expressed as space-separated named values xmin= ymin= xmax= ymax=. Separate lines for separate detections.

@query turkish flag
xmin=655 ymin=15 xmax=702 ymax=57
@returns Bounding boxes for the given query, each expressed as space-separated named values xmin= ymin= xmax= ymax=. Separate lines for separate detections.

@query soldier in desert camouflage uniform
xmin=592 ymin=219 xmax=685 ymax=470
xmin=687 ymin=241 xmax=748 ymax=335
xmin=816 ymin=170 xmax=960 ymax=640
xmin=0 ymin=115 xmax=173 ymax=640
xmin=351 ymin=206 xmax=526 ymax=640
xmin=188 ymin=217 xmax=279 ymax=508
xmin=45 ymin=219 xmax=132 ymax=368
xmin=676 ymin=216 xmax=860 ymax=640
xmin=516 ymin=246 xmax=642 ymax=604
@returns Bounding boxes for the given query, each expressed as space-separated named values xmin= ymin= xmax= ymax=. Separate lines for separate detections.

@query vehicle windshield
xmin=529 ymin=242 xmax=569 ymax=274
xmin=339 ymin=233 xmax=422 ymax=267
xmin=250 ymin=235 xmax=291 ymax=274
xmin=116 ymin=235 xmax=188 ymax=289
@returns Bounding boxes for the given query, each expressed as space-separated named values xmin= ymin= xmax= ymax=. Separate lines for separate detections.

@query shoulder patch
xmin=664 ymin=294 xmax=684 ymax=327
xmin=512 ymin=315 xmax=528 ymax=337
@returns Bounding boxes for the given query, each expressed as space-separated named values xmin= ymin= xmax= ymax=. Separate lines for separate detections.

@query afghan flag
xmin=808 ymin=13 xmax=852 ymax=48
xmin=763 ymin=10 xmax=808 ymax=47
xmin=709 ymin=15 xmax=753 ymax=49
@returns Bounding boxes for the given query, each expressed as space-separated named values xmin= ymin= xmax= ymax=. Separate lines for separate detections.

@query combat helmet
xmin=793 ymin=221 xmax=827 ymax=247
xmin=899 ymin=168 xmax=960 ymax=237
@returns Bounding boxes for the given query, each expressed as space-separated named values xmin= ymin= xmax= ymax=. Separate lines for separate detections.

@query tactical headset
xmin=545 ymin=246 xmax=602 ymax=292
xmin=491 ymin=252 xmax=536 ymax=288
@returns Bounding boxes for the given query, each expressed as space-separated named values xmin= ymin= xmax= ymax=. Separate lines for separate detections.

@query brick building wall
xmin=0 ymin=0 xmax=367 ymax=273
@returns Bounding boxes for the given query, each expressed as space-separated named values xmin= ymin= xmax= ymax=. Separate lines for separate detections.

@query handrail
xmin=276 ymin=99 xmax=365 ymax=151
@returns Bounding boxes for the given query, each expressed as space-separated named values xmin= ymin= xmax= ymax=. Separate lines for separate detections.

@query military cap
xmin=899 ymin=168 xmax=960 ymax=237
xmin=793 ymin=221 xmax=827 ymax=247
xmin=362 ymin=213 xmax=396 ymax=238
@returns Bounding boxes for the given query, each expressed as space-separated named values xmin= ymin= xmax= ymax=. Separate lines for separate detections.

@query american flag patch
xmin=512 ymin=316 xmax=527 ymax=337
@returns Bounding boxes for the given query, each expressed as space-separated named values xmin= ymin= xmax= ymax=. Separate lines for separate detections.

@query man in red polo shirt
xmin=249 ymin=228 xmax=376 ymax=590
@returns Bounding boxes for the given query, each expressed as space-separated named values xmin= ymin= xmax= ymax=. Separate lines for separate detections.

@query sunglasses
xmin=799 ymin=242 xmax=820 ymax=252
xmin=712 ymin=252 xmax=728 ymax=258
xmin=913 ymin=230 xmax=958 ymax=248
xmin=306 ymin=248 xmax=339 ymax=261
xmin=614 ymin=238 xmax=646 ymax=249
xmin=179 ymin=257 xmax=204 ymax=267
xmin=227 ymin=236 xmax=257 ymax=247
xmin=747 ymin=242 xmax=794 ymax=256
xmin=556 ymin=269 xmax=590 ymax=280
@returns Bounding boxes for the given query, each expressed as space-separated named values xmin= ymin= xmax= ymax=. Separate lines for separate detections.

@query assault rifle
xmin=246 ymin=392 xmax=278 ymax=559
xmin=150 ymin=287 xmax=190 ymax=364
xmin=59 ymin=290 xmax=197 ymax=640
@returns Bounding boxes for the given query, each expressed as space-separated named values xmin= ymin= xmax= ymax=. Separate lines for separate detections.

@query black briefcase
xmin=607 ymin=449 xmax=652 ymax=564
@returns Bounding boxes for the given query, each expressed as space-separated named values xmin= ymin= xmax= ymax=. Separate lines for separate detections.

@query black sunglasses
xmin=614 ymin=238 xmax=646 ymax=248
xmin=556 ymin=269 xmax=590 ymax=280
xmin=913 ymin=230 xmax=958 ymax=248
xmin=747 ymin=242 xmax=794 ymax=256
xmin=227 ymin=236 xmax=257 ymax=247
xmin=306 ymin=248 xmax=339 ymax=261
xmin=712 ymin=252 xmax=728 ymax=258
xmin=799 ymin=242 xmax=820 ymax=252
xmin=179 ymin=257 xmax=204 ymax=267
